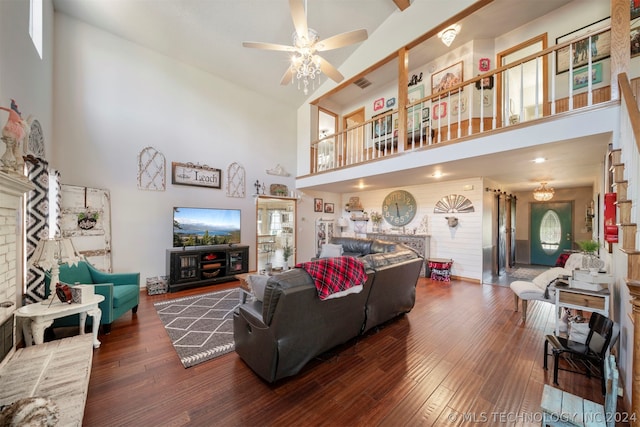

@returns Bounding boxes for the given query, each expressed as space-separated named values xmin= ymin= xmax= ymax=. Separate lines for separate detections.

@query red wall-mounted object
xmin=604 ymin=192 xmax=618 ymax=243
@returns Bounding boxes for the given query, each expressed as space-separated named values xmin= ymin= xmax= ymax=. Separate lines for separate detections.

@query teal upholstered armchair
xmin=45 ymin=260 xmax=140 ymax=333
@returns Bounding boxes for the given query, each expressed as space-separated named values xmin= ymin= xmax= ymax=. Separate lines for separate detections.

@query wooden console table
xmin=553 ymin=285 xmax=610 ymax=336
xmin=367 ymin=233 xmax=430 ymax=276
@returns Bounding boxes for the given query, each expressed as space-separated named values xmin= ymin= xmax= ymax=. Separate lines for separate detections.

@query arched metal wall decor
xmin=433 ymin=194 xmax=475 ymax=213
xmin=137 ymin=146 xmax=166 ymax=191
xmin=227 ymin=162 xmax=246 ymax=198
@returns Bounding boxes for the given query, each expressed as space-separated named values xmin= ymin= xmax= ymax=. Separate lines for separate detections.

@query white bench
xmin=540 ymin=354 xmax=618 ymax=427
xmin=0 ymin=334 xmax=94 ymax=426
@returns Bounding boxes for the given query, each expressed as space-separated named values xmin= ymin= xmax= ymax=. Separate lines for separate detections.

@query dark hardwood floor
xmin=77 ymin=278 xmax=625 ymax=426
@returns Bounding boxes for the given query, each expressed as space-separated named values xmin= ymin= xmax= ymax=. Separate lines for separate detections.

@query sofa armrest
xmin=87 ymin=263 xmax=140 ymax=287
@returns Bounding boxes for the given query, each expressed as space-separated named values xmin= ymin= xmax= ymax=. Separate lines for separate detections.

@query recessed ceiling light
xmin=432 ymin=172 xmax=443 ymax=178
xmin=533 ymin=157 xmax=546 ymax=163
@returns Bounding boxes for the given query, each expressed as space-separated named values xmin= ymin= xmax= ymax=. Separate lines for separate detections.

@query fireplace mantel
xmin=0 ymin=170 xmax=34 ymax=326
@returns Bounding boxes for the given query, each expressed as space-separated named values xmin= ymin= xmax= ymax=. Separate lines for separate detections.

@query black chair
xmin=543 ymin=312 xmax=616 ymax=395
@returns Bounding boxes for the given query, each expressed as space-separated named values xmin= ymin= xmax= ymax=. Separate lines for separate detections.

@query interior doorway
xmin=317 ymin=108 xmax=337 ymax=171
xmin=343 ymin=107 xmax=365 ymax=164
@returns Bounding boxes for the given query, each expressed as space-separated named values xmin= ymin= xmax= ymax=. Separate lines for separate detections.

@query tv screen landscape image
xmin=173 ymin=207 xmax=241 ymax=247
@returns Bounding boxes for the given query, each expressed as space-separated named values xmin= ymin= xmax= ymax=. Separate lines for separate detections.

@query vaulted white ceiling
xmin=51 ymin=0 xmax=610 ymax=193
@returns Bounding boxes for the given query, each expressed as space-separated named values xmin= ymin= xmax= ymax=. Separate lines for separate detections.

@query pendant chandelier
xmin=290 ymin=29 xmax=322 ymax=95
xmin=533 ymin=182 xmax=555 ymax=201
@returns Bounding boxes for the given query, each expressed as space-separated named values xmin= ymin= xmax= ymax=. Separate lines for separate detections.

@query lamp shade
xmin=337 ymin=217 xmax=349 ymax=227
xmin=533 ymin=182 xmax=555 ymax=201
xmin=30 ymin=237 xmax=82 ymax=302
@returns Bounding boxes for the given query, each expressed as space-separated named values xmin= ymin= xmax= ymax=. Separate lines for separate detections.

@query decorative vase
xmin=582 ymin=253 xmax=604 ymax=275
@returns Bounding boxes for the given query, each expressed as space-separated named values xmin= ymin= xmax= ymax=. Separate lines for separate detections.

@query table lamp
xmin=29 ymin=237 xmax=82 ymax=304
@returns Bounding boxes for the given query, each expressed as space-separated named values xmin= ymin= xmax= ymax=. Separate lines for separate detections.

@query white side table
xmin=15 ymin=294 xmax=105 ymax=348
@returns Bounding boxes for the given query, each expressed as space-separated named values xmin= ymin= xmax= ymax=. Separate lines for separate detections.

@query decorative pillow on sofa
xmin=247 ymin=274 xmax=269 ymax=302
xmin=319 ymin=243 xmax=343 ymax=258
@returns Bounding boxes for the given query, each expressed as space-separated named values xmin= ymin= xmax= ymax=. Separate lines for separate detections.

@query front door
xmin=530 ymin=201 xmax=572 ymax=266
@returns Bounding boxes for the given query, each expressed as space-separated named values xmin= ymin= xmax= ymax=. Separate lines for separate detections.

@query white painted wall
xmin=0 ymin=0 xmax=54 ymax=160
xmin=340 ymin=178 xmax=483 ymax=281
xmin=52 ymin=13 xmax=297 ymax=282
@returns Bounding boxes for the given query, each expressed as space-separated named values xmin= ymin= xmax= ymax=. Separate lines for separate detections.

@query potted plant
xmin=370 ymin=211 xmax=383 ymax=232
xmin=282 ymin=241 xmax=293 ymax=269
xmin=577 ymin=240 xmax=604 ymax=274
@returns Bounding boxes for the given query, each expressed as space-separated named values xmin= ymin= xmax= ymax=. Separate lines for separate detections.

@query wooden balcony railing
xmin=310 ymin=25 xmax=614 ymax=174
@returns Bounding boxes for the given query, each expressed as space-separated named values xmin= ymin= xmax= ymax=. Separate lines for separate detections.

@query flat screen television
xmin=173 ymin=207 xmax=241 ymax=247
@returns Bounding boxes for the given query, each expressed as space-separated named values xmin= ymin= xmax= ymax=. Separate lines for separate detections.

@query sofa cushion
xmin=369 ymin=240 xmax=397 ymax=254
xmin=360 ymin=249 xmax=419 ymax=270
xmin=510 ymin=280 xmax=547 ymax=300
xmin=319 ymin=243 xmax=343 ymax=258
xmin=329 ymin=237 xmax=372 ymax=256
xmin=112 ymin=285 xmax=139 ymax=308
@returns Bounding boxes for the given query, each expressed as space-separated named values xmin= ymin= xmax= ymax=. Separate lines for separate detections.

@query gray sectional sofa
xmin=233 ymin=237 xmax=424 ymax=383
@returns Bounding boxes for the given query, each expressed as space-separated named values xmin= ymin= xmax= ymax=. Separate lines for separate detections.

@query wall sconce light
xmin=438 ymin=24 xmax=460 ymax=47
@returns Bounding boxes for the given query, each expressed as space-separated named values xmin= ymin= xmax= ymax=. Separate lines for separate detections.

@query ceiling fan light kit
xmin=533 ymin=182 xmax=555 ymax=201
xmin=243 ymin=0 xmax=368 ymax=95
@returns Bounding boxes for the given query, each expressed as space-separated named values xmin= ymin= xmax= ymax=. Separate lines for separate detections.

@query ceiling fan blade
xmin=289 ymin=0 xmax=308 ymax=39
xmin=317 ymin=56 xmax=344 ymax=83
xmin=280 ymin=67 xmax=295 ymax=86
xmin=242 ymin=41 xmax=295 ymax=52
xmin=316 ymin=29 xmax=368 ymax=51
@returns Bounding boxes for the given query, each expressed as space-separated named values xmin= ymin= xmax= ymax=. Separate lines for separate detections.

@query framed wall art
xmin=475 ymin=75 xmax=494 ymax=90
xmin=431 ymin=61 xmax=463 ymax=95
xmin=433 ymin=102 xmax=447 ymax=120
xmin=373 ymin=98 xmax=385 ymax=111
xmin=408 ymin=84 xmax=424 ymax=104
xmin=632 ymin=0 xmax=640 ymax=20
xmin=371 ymin=110 xmax=394 ymax=139
xmin=478 ymin=58 xmax=490 ymax=72
xmin=171 ymin=162 xmax=221 ymax=189
xmin=555 ymin=17 xmax=611 ymax=74
xmin=632 ymin=24 xmax=640 ymax=57
xmin=572 ymin=62 xmax=603 ymax=89
xmin=314 ymin=198 xmax=324 ymax=212
xmin=324 ymin=203 xmax=334 ymax=214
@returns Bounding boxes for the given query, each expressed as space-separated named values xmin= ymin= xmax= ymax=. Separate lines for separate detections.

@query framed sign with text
xmin=171 ymin=162 xmax=221 ymax=189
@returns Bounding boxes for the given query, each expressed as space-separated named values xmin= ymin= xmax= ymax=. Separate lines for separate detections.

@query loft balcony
xmin=298 ymin=21 xmax=625 ymax=192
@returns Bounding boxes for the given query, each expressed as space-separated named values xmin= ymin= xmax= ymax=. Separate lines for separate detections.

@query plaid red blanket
xmin=295 ymin=257 xmax=368 ymax=300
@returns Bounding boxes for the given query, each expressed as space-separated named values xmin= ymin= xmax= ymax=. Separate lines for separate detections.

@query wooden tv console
xmin=166 ymin=244 xmax=249 ymax=292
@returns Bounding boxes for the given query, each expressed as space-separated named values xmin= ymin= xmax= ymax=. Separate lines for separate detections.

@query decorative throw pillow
xmin=319 ymin=243 xmax=343 ymax=258
xmin=247 ymin=274 xmax=269 ymax=302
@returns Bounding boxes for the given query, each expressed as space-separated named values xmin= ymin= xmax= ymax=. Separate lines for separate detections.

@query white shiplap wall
xmin=339 ymin=177 xmax=483 ymax=281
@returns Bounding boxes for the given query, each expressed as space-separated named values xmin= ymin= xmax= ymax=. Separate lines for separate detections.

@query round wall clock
xmin=382 ymin=190 xmax=417 ymax=226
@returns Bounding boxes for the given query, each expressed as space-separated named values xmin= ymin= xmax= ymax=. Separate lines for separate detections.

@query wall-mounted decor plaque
xmin=171 ymin=162 xmax=221 ymax=189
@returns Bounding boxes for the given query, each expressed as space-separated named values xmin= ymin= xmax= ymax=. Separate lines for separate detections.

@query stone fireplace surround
xmin=0 ymin=171 xmax=34 ymax=362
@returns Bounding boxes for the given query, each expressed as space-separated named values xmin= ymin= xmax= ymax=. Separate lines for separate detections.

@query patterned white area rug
xmin=154 ymin=289 xmax=239 ymax=368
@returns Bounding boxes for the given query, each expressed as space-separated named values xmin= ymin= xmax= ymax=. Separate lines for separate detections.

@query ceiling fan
xmin=242 ymin=0 xmax=368 ymax=94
